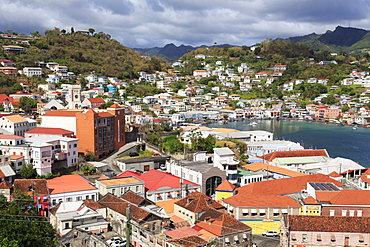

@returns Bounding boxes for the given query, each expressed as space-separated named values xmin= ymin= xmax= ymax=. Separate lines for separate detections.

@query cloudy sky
xmin=1 ymin=0 xmax=370 ymax=48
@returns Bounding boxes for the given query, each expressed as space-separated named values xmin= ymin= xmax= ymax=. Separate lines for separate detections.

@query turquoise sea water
xmin=206 ymin=120 xmax=370 ymax=168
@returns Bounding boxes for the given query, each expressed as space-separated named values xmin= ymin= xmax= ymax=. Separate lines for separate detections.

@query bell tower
xmin=67 ymin=85 xmax=82 ymax=109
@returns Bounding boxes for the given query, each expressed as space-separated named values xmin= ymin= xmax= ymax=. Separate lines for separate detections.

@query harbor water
xmin=206 ymin=120 xmax=370 ymax=168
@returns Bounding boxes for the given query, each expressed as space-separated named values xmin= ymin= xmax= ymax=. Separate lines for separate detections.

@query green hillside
xmin=0 ymin=28 xmax=168 ymax=79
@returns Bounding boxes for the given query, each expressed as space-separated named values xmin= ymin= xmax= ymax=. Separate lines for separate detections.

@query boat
xmin=353 ymin=127 xmax=357 ymax=130
xmin=249 ymin=122 xmax=258 ymax=125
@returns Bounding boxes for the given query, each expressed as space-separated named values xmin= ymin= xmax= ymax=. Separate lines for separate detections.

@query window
xmin=242 ymin=209 xmax=248 ymax=217
xmin=77 ymin=196 xmax=82 ymax=201
xmin=273 ymin=209 xmax=279 ymax=217
xmin=251 ymin=209 xmax=257 ymax=217
xmin=67 ymin=197 xmax=72 ymax=202
xmin=349 ymin=210 xmax=354 ymax=216
xmin=316 ymin=234 xmax=322 ymax=242
xmin=302 ymin=234 xmax=307 ymax=242
xmin=65 ymin=223 xmax=70 ymax=229
xmin=112 ymin=189 xmax=116 ymax=195
xmin=357 ymin=210 xmax=363 ymax=217
xmin=330 ymin=210 xmax=335 ymax=216
xmin=359 ymin=235 xmax=365 ymax=243
xmin=342 ymin=210 xmax=347 ymax=216
xmin=259 ymin=209 xmax=266 ymax=217
xmin=331 ymin=235 xmax=336 ymax=242
xmin=291 ymin=234 xmax=296 ymax=241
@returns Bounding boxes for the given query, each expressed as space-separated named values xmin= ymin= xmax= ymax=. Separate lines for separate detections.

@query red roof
xmin=87 ymin=98 xmax=105 ymax=103
xmin=259 ymin=149 xmax=329 ymax=161
xmin=47 ymin=174 xmax=97 ymax=194
xmin=327 ymin=190 xmax=370 ymax=205
xmin=236 ymin=174 xmax=343 ymax=196
xmin=25 ymin=127 xmax=73 ymax=135
xmin=116 ymin=169 xmax=197 ymax=191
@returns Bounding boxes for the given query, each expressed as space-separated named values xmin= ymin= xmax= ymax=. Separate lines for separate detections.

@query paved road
xmin=252 ymin=235 xmax=280 ymax=247
xmin=100 ymin=142 xmax=141 ymax=175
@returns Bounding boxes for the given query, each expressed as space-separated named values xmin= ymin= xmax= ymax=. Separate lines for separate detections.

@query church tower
xmin=67 ymin=85 xmax=82 ymax=109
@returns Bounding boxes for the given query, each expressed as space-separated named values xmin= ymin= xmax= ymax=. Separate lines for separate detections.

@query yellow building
xmin=215 ymin=180 xmax=235 ymax=202
xmin=300 ymin=196 xmax=321 ymax=216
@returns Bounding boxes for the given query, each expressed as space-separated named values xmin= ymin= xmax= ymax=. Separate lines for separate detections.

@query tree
xmin=161 ymin=135 xmax=184 ymax=154
xmin=84 ymin=151 xmax=98 ymax=161
xmin=20 ymin=164 xmax=35 ymax=179
xmin=0 ymin=193 xmax=57 ymax=247
xmin=88 ymin=28 xmax=95 ymax=36
xmin=19 ymin=97 xmax=37 ymax=113
xmin=321 ymin=95 xmax=336 ymax=105
xmin=81 ymin=165 xmax=96 ymax=175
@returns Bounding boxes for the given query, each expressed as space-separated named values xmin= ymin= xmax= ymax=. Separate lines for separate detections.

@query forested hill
xmin=0 ymin=28 xmax=168 ymax=78
xmin=288 ymin=26 xmax=370 ymax=53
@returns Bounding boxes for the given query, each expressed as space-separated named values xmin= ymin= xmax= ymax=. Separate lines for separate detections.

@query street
xmin=252 ymin=234 xmax=280 ymax=247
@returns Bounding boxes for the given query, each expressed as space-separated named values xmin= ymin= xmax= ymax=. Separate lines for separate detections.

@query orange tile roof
xmin=42 ymin=110 xmax=82 ymax=117
xmin=259 ymin=149 xmax=329 ymax=161
xmin=97 ymin=175 xmax=109 ymax=180
xmin=328 ymin=171 xmax=342 ymax=178
xmin=224 ymin=194 xmax=301 ymax=208
xmin=13 ymin=179 xmax=49 ymax=195
xmin=47 ymin=174 xmax=97 ymax=194
xmin=121 ymin=191 xmax=145 ymax=205
xmin=242 ymin=162 xmax=306 ymax=177
xmin=0 ymin=180 xmax=12 ymax=189
xmin=170 ymin=214 xmax=185 ymax=222
xmin=156 ymin=199 xmax=180 ymax=214
xmin=215 ymin=180 xmax=235 ymax=191
xmin=236 ymin=174 xmax=343 ymax=196
xmin=315 ymin=191 xmax=341 ymax=202
xmin=10 ymin=155 xmax=24 ymax=160
xmin=302 ymin=196 xmax=320 ymax=204
xmin=4 ymin=115 xmax=27 ymax=123
xmin=328 ymin=190 xmax=370 ymax=205
xmin=0 ymin=134 xmax=24 ymax=140
xmin=0 ymin=170 xmax=5 ymax=179
xmin=98 ymin=177 xmax=141 ymax=186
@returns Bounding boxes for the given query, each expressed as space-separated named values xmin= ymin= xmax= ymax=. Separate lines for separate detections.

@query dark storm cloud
xmin=1 ymin=0 xmax=370 ymax=48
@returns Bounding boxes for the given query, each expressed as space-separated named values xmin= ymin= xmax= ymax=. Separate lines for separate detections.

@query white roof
xmin=0 ymin=165 xmax=16 ymax=177
xmin=214 ymin=147 xmax=234 ymax=155
xmin=26 ymin=136 xmax=78 ymax=143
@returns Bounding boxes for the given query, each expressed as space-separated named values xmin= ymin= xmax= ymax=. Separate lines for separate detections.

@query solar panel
xmin=316 ymin=183 xmax=326 ymax=190
xmin=309 ymin=182 xmax=320 ymax=190
xmin=320 ymin=183 xmax=332 ymax=191
xmin=328 ymin=183 xmax=340 ymax=191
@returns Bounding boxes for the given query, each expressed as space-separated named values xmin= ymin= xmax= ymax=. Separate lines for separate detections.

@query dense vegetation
xmin=0 ymin=28 xmax=169 ymax=79
xmin=178 ymin=38 xmax=367 ymax=101
xmin=0 ymin=192 xmax=56 ymax=247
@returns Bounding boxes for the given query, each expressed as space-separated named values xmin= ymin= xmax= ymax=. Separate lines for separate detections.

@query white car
xmin=107 ymin=237 xmax=126 ymax=247
xmin=262 ymin=230 xmax=278 ymax=237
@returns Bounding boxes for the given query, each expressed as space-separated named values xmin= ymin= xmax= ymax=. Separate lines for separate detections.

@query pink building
xmin=315 ymin=106 xmax=341 ymax=119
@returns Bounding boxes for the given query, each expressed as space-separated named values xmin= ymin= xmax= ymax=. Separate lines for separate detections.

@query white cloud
xmin=0 ymin=0 xmax=370 ymax=48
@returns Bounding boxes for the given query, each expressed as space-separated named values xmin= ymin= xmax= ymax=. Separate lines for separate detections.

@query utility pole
xmin=126 ymin=206 xmax=131 ymax=247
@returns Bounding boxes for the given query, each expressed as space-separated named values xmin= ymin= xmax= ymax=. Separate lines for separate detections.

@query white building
xmin=48 ymin=174 xmax=99 ymax=207
xmin=22 ymin=67 xmax=42 ymax=77
xmin=50 ymin=201 xmax=108 ymax=236
xmin=213 ymin=147 xmax=239 ymax=185
xmin=0 ymin=114 xmax=37 ymax=136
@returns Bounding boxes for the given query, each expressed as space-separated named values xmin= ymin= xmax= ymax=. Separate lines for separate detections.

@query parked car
xmin=129 ymin=152 xmax=139 ymax=157
xmin=107 ymin=237 xmax=126 ymax=247
xmin=262 ymin=230 xmax=278 ymax=237
xmin=94 ymin=232 xmax=104 ymax=239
